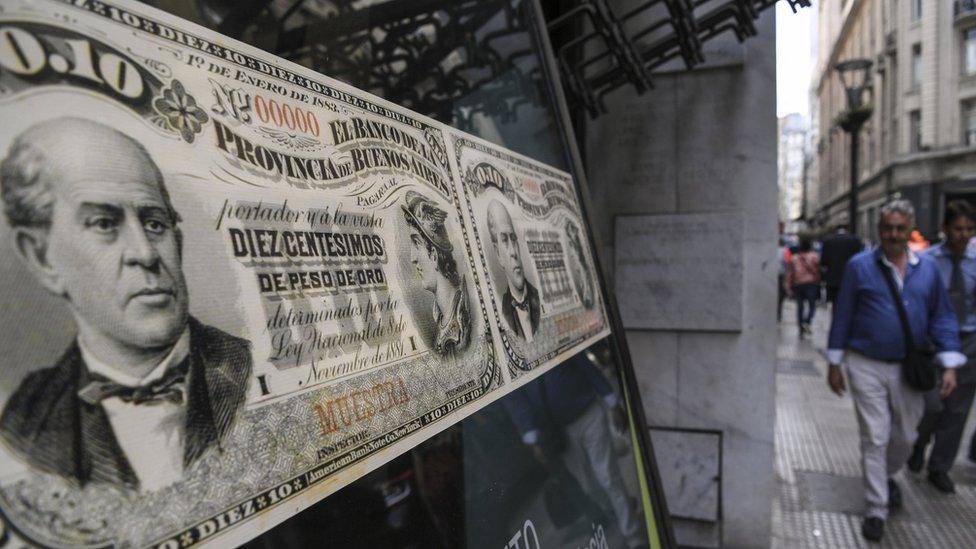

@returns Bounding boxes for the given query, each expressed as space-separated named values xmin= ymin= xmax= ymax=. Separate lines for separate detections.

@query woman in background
xmin=786 ymin=235 xmax=821 ymax=338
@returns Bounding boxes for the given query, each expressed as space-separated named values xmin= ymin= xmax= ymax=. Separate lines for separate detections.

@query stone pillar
xmin=583 ymin=10 xmax=778 ymax=548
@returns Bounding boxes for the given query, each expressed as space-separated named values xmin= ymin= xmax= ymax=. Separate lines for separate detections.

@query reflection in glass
xmin=139 ymin=1 xmax=651 ymax=547
xmin=145 ymin=0 xmax=567 ymax=167
xmin=243 ymin=343 xmax=649 ymax=549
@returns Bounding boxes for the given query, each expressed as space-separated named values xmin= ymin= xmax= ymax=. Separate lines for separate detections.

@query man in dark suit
xmin=0 ymin=118 xmax=251 ymax=492
xmin=820 ymin=227 xmax=863 ymax=304
xmin=487 ymin=200 xmax=540 ymax=340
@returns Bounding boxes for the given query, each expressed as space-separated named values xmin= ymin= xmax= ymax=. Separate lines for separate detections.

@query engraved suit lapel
xmin=183 ymin=331 xmax=219 ymax=467
xmin=71 ymin=348 xmax=138 ymax=488
xmin=528 ymin=283 xmax=541 ymax=331
xmin=502 ymin=290 xmax=525 ymax=338
xmin=183 ymin=317 xmax=249 ymax=467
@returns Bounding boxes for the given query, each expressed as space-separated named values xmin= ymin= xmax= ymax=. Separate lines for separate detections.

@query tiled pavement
xmin=772 ymin=302 xmax=976 ymax=548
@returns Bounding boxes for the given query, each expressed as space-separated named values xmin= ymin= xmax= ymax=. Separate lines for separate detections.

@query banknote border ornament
xmin=152 ymin=79 xmax=210 ymax=143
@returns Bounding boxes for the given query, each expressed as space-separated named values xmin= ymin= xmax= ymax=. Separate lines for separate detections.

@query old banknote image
xmin=485 ymin=199 xmax=542 ymax=341
xmin=400 ymin=190 xmax=472 ymax=357
xmin=0 ymin=0 xmax=610 ymax=546
xmin=451 ymin=135 xmax=609 ymax=378
xmin=0 ymin=118 xmax=252 ymax=494
xmin=564 ymin=219 xmax=596 ymax=311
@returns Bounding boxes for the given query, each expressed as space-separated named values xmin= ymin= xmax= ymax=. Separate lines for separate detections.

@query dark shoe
xmin=862 ymin=517 xmax=884 ymax=542
xmin=907 ymin=446 xmax=925 ymax=473
xmin=887 ymin=479 xmax=902 ymax=510
xmin=928 ymin=471 xmax=956 ymax=493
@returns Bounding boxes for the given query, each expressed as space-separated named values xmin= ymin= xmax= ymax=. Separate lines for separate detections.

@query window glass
xmin=966 ymin=28 xmax=976 ymax=75
xmin=133 ymin=1 xmax=660 ymax=548
xmin=910 ymin=109 xmax=922 ymax=152
xmin=964 ymin=101 xmax=976 ymax=146
xmin=911 ymin=43 xmax=922 ymax=89
xmin=141 ymin=0 xmax=568 ymax=170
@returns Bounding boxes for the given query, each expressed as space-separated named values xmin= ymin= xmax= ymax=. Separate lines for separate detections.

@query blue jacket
xmin=924 ymin=243 xmax=976 ymax=333
xmin=828 ymin=249 xmax=962 ymax=363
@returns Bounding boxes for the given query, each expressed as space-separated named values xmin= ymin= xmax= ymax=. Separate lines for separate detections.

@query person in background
xmin=777 ymin=237 xmax=792 ymax=323
xmin=821 ymin=227 xmax=863 ymax=306
xmin=908 ymin=200 xmax=976 ymax=493
xmin=826 ymin=198 xmax=963 ymax=542
xmin=785 ymin=235 xmax=820 ymax=338
xmin=503 ymin=352 xmax=644 ymax=548
xmin=908 ymin=229 xmax=930 ymax=253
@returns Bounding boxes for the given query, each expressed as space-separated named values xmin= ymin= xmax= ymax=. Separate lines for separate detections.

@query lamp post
xmin=834 ymin=58 xmax=873 ymax=236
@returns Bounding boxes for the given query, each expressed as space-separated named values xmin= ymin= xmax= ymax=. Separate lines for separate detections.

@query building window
xmin=910 ymin=110 xmax=922 ymax=152
xmin=911 ymin=43 xmax=922 ymax=89
xmin=912 ymin=0 xmax=922 ymax=22
xmin=965 ymin=102 xmax=976 ymax=146
xmin=966 ymin=28 xmax=976 ymax=75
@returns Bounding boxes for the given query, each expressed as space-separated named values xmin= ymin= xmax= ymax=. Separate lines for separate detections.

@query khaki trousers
xmin=846 ymin=352 xmax=925 ymax=519
xmin=562 ymin=402 xmax=643 ymax=546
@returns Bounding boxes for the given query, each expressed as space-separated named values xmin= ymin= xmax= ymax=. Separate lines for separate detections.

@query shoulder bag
xmin=876 ymin=259 xmax=937 ymax=391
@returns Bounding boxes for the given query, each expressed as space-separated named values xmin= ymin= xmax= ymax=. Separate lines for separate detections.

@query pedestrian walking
xmin=821 ymin=227 xmax=863 ymax=305
xmin=785 ymin=235 xmax=820 ymax=337
xmin=908 ymin=230 xmax=930 ymax=253
xmin=827 ymin=199 xmax=964 ymax=542
xmin=908 ymin=200 xmax=976 ymax=493
xmin=777 ymin=237 xmax=792 ymax=323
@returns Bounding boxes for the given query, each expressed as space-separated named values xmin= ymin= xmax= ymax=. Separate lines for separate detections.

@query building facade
xmin=779 ymin=113 xmax=810 ymax=231
xmin=812 ymin=0 xmax=976 ymax=240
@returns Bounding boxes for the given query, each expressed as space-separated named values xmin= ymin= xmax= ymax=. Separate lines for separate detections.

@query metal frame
xmin=526 ymin=1 xmax=677 ymax=546
xmin=547 ymin=0 xmax=812 ymax=116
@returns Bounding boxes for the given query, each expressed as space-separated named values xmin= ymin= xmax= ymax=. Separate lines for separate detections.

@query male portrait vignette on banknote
xmin=0 ymin=0 xmax=610 ymax=546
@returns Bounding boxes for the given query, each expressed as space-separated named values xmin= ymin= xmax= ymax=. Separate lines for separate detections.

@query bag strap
xmin=876 ymin=257 xmax=916 ymax=353
xmin=796 ymin=254 xmax=809 ymax=272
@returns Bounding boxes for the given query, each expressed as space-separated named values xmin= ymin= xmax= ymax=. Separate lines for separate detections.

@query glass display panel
xmin=0 ymin=0 xmax=667 ymax=547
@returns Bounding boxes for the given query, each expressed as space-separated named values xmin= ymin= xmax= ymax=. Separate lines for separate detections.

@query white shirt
xmin=80 ymin=329 xmax=191 ymax=492
xmin=510 ymin=284 xmax=535 ymax=342
xmin=827 ymin=250 xmax=966 ymax=368
xmin=516 ymin=304 xmax=534 ymax=342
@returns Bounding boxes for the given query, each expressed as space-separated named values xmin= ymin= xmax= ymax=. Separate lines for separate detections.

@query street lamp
xmin=834 ymin=58 xmax=873 ymax=235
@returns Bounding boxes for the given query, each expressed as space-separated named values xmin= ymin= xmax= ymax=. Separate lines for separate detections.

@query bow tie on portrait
xmin=511 ymin=296 xmax=530 ymax=312
xmin=78 ymin=362 xmax=188 ymax=406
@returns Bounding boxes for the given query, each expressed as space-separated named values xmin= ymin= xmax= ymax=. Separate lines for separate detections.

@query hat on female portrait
xmin=401 ymin=190 xmax=453 ymax=253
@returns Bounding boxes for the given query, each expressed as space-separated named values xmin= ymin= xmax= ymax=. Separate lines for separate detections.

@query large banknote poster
xmin=0 ymin=0 xmax=609 ymax=546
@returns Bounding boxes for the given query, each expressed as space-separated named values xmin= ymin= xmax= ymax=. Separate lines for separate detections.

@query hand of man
xmin=828 ymin=364 xmax=846 ymax=396
xmin=940 ymin=368 xmax=958 ymax=399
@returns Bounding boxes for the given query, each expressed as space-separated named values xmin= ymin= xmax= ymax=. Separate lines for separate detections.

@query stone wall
xmin=583 ymin=10 xmax=778 ymax=548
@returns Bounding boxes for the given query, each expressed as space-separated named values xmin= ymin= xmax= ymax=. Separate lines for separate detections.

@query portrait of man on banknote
xmin=401 ymin=190 xmax=471 ymax=357
xmin=486 ymin=199 xmax=540 ymax=342
xmin=0 ymin=117 xmax=252 ymax=492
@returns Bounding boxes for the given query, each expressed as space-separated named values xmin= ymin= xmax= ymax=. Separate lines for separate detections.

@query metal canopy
xmin=550 ymin=0 xmax=812 ymax=116
xmin=195 ymin=0 xmax=810 ymax=124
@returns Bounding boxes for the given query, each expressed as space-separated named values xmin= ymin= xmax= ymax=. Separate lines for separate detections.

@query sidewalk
xmin=771 ymin=301 xmax=976 ymax=548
